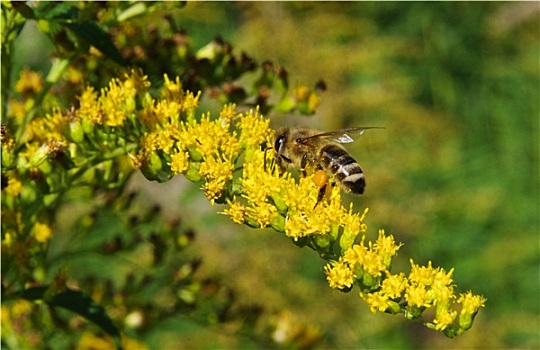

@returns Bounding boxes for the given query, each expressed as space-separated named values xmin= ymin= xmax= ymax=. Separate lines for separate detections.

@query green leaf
xmin=62 ymin=21 xmax=126 ymax=66
xmin=7 ymin=286 xmax=123 ymax=349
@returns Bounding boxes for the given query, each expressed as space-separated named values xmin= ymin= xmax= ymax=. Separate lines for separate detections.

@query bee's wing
xmin=300 ymin=127 xmax=384 ymax=144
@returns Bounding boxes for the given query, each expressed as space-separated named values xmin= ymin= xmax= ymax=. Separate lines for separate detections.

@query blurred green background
xmin=13 ymin=2 xmax=539 ymax=348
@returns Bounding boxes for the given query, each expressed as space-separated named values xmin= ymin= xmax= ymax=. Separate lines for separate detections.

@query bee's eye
xmin=274 ymin=134 xmax=286 ymax=153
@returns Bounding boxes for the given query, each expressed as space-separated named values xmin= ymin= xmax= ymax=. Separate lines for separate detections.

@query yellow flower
xmin=199 ymin=156 xmax=235 ymax=203
xmin=285 ymin=211 xmax=316 ymax=239
xmin=457 ymin=291 xmax=486 ymax=330
xmin=169 ymin=150 xmax=189 ymax=174
xmin=405 ymin=284 xmax=431 ymax=308
xmin=5 ymin=178 xmax=22 ymax=197
xmin=162 ymin=74 xmax=184 ymax=101
xmin=8 ymin=99 xmax=28 ymax=122
xmin=184 ymin=114 xmax=240 ymax=160
xmin=12 ymin=299 xmax=33 ymax=317
xmin=433 ymin=308 xmax=457 ymax=331
xmin=2 ymin=232 xmax=14 ymax=247
xmin=432 ymin=266 xmax=455 ymax=290
xmin=380 ymin=272 xmax=407 ymax=299
xmin=432 ymin=284 xmax=455 ymax=302
xmin=281 ymin=175 xmax=330 ymax=239
xmin=362 ymin=248 xmax=386 ymax=278
xmin=181 ymin=91 xmax=201 ymax=122
xmin=34 ymin=222 xmax=52 ymax=243
xmin=78 ymin=70 xmax=149 ymax=127
xmin=219 ymin=103 xmax=237 ymax=126
xmin=15 ymin=68 xmax=43 ymax=94
xmin=361 ymin=291 xmax=389 ymax=314
xmin=247 ymin=201 xmax=278 ymax=228
xmin=222 ymin=199 xmax=247 ymax=224
xmin=408 ymin=259 xmax=437 ymax=287
xmin=343 ymin=241 xmax=368 ymax=271
xmin=125 ymin=68 xmax=150 ymax=93
xmin=240 ymin=149 xmax=282 ymax=204
xmin=160 ymin=75 xmax=200 ymax=123
xmin=308 ymin=91 xmax=321 ymax=111
xmin=78 ymin=86 xmax=101 ymax=124
xmin=22 ymin=107 xmax=67 ymax=144
xmin=373 ymin=229 xmax=402 ymax=268
xmin=458 ymin=291 xmax=486 ymax=315
xmin=237 ymin=108 xmax=272 ymax=151
xmin=342 ymin=237 xmax=387 ymax=280
xmin=153 ymin=99 xmax=183 ymax=126
xmin=340 ymin=204 xmax=367 ymax=250
xmin=66 ymin=66 xmax=85 ymax=85
xmin=294 ymin=85 xmax=309 ymax=101
xmin=0 ymin=67 xmax=486 ymax=336
xmin=140 ymin=130 xmax=175 ymax=154
xmin=324 ymin=259 xmax=354 ymax=290
xmin=99 ymin=78 xmax=130 ymax=126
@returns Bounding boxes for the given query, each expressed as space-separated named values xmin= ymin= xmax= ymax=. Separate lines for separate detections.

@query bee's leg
xmin=315 ymin=183 xmax=327 ymax=208
xmin=299 ymin=153 xmax=308 ymax=177
xmin=313 ymin=167 xmax=327 ymax=208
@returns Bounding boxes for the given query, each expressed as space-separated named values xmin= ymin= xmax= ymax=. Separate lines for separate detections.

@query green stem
xmin=1 ymin=5 xmax=22 ymax=122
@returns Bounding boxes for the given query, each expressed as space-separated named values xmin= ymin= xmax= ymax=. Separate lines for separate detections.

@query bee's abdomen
xmin=320 ymin=145 xmax=365 ymax=194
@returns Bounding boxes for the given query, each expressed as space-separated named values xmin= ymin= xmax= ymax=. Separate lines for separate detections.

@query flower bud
xmin=245 ymin=216 xmax=260 ymax=228
xmin=140 ymin=151 xmax=164 ymax=182
xmin=270 ymin=214 xmax=285 ymax=233
xmin=38 ymin=158 xmax=53 ymax=175
xmin=1 ymin=147 xmax=14 ymax=168
xmin=313 ymin=233 xmax=330 ymax=249
xmin=69 ymin=120 xmax=84 ymax=143
xmin=386 ymin=300 xmax=401 ymax=314
xmin=28 ymin=144 xmax=50 ymax=167
xmin=184 ymin=163 xmax=202 ymax=183
xmin=362 ymin=273 xmax=379 ymax=288
xmin=458 ymin=311 xmax=473 ymax=331
xmin=125 ymin=96 xmax=136 ymax=113
xmin=187 ymin=147 xmax=203 ymax=162
xmin=329 ymin=223 xmax=340 ymax=241
xmin=81 ymin=116 xmax=95 ymax=135
xmin=339 ymin=229 xmax=358 ymax=252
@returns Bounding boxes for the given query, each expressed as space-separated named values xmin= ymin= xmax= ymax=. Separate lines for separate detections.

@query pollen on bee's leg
xmin=314 ymin=170 xmax=328 ymax=208
xmin=313 ymin=169 xmax=327 ymax=189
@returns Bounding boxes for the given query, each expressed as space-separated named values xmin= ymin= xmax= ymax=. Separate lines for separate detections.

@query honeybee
xmin=273 ymin=126 xmax=383 ymax=203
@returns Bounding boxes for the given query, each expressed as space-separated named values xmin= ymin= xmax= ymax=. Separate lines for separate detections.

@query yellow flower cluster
xmin=33 ymin=222 xmax=52 ymax=243
xmin=75 ymin=70 xmax=484 ymax=335
xmin=357 ymin=259 xmax=486 ymax=333
xmin=23 ymin=107 xmax=68 ymax=144
xmin=3 ymin=68 xmax=485 ymax=337
xmin=78 ymin=69 xmax=150 ymax=127
xmin=14 ymin=68 xmax=43 ymax=95
xmin=324 ymin=229 xmax=401 ymax=291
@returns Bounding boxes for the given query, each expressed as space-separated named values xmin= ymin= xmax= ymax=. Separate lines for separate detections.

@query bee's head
xmin=272 ymin=127 xmax=292 ymax=168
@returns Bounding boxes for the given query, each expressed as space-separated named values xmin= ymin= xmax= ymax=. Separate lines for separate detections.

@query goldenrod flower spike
xmin=6 ymin=68 xmax=484 ymax=337
xmin=99 ymin=69 xmax=483 ymax=337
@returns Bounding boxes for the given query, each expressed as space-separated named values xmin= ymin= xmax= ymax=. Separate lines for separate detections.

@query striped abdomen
xmin=320 ymin=144 xmax=365 ymax=194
